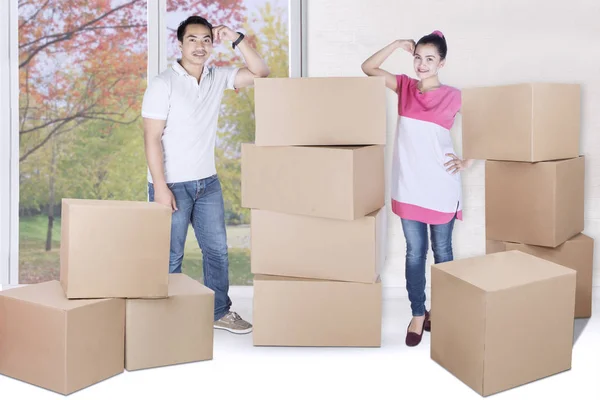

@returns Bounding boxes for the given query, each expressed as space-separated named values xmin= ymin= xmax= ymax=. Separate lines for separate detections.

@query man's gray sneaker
xmin=214 ymin=311 xmax=253 ymax=334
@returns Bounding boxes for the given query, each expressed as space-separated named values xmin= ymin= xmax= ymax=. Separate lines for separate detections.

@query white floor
xmin=1 ymin=286 xmax=599 ymax=400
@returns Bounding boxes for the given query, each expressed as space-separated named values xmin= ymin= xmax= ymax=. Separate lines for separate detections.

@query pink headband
xmin=432 ymin=30 xmax=444 ymax=38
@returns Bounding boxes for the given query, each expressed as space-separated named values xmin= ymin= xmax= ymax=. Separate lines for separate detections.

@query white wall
xmin=307 ymin=0 xmax=600 ymax=287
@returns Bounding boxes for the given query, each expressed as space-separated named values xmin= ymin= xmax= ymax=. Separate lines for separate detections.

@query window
xmin=17 ymin=0 xmax=149 ymax=284
xmin=2 ymin=0 xmax=306 ymax=286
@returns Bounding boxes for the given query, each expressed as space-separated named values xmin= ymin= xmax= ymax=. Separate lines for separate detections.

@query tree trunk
xmin=45 ymin=139 xmax=57 ymax=251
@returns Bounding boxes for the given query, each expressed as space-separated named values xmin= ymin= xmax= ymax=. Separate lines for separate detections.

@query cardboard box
xmin=254 ymin=77 xmax=387 ymax=146
xmin=486 ymin=234 xmax=594 ymax=318
xmin=462 ymin=83 xmax=580 ymax=162
xmin=250 ymin=207 xmax=387 ymax=283
xmin=125 ymin=274 xmax=214 ymax=371
xmin=241 ymin=144 xmax=385 ymax=220
xmin=431 ymin=250 xmax=576 ymax=397
xmin=60 ymin=198 xmax=171 ymax=299
xmin=253 ymin=275 xmax=382 ymax=347
xmin=0 ymin=281 xmax=125 ymax=395
xmin=485 ymin=157 xmax=584 ymax=247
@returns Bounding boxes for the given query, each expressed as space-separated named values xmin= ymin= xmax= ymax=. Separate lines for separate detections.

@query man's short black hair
xmin=177 ymin=16 xmax=213 ymax=42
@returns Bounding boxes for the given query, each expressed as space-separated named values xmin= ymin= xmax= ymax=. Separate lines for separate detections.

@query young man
xmin=141 ymin=16 xmax=269 ymax=334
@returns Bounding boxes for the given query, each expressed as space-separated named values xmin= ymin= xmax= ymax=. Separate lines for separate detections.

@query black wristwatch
xmin=232 ymin=32 xmax=245 ymax=49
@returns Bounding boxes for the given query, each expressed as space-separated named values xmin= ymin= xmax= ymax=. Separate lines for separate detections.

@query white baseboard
xmin=0 ymin=284 xmax=21 ymax=291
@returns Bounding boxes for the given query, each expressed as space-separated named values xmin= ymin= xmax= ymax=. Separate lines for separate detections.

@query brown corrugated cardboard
xmin=462 ymin=83 xmax=580 ymax=162
xmin=60 ymin=198 xmax=171 ymax=299
xmin=254 ymin=77 xmax=387 ymax=146
xmin=485 ymin=157 xmax=584 ymax=247
xmin=486 ymin=234 xmax=593 ymax=318
xmin=253 ymin=275 xmax=382 ymax=347
xmin=250 ymin=207 xmax=387 ymax=283
xmin=241 ymin=144 xmax=385 ymax=220
xmin=0 ymin=281 xmax=125 ymax=395
xmin=431 ymin=250 xmax=576 ymax=397
xmin=125 ymin=274 xmax=214 ymax=371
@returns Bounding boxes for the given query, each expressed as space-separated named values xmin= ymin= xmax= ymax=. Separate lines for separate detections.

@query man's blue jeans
xmin=401 ymin=215 xmax=456 ymax=317
xmin=148 ymin=174 xmax=232 ymax=320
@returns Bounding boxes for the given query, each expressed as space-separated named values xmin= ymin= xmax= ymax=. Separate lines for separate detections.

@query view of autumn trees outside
xmin=18 ymin=0 xmax=289 ymax=285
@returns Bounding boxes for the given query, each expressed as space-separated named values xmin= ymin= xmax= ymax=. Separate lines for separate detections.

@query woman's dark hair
xmin=416 ymin=30 xmax=447 ymax=60
xmin=177 ymin=16 xmax=213 ymax=42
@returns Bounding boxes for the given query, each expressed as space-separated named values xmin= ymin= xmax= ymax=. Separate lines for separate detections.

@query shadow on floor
xmin=573 ymin=318 xmax=590 ymax=345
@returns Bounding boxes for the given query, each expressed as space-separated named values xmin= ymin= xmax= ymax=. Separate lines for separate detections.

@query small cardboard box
xmin=485 ymin=157 xmax=584 ymax=247
xmin=60 ymin=198 xmax=171 ymax=299
xmin=462 ymin=83 xmax=580 ymax=162
xmin=254 ymin=77 xmax=387 ymax=146
xmin=251 ymin=207 xmax=387 ymax=283
xmin=431 ymin=250 xmax=576 ymax=397
xmin=0 ymin=281 xmax=125 ymax=395
xmin=241 ymin=144 xmax=384 ymax=221
xmin=125 ymin=274 xmax=214 ymax=371
xmin=253 ymin=275 xmax=382 ymax=347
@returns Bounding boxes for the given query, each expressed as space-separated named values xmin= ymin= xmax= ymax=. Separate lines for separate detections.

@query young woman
xmin=361 ymin=31 xmax=473 ymax=347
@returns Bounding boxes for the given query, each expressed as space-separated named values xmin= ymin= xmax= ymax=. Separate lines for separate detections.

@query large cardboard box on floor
xmin=0 ymin=281 xmax=125 ymax=395
xmin=431 ymin=250 xmax=576 ymax=397
xmin=486 ymin=234 xmax=594 ymax=318
xmin=485 ymin=156 xmax=584 ymax=247
xmin=241 ymin=144 xmax=384 ymax=220
xmin=254 ymin=77 xmax=387 ymax=146
xmin=251 ymin=207 xmax=387 ymax=283
xmin=462 ymin=82 xmax=580 ymax=162
xmin=253 ymin=275 xmax=382 ymax=347
xmin=60 ymin=198 xmax=171 ymax=299
xmin=125 ymin=274 xmax=214 ymax=371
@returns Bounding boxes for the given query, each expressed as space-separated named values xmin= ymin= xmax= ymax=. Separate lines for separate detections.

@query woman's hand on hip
xmin=445 ymin=153 xmax=472 ymax=174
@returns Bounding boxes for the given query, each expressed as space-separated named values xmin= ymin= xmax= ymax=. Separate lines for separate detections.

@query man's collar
xmin=172 ymin=60 xmax=210 ymax=78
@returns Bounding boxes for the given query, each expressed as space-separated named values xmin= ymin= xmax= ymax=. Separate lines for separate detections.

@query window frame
xmin=1 ymin=0 xmax=19 ymax=287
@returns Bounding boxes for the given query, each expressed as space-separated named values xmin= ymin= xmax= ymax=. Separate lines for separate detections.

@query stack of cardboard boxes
xmin=429 ymin=82 xmax=593 ymax=396
xmin=242 ymin=76 xmax=388 ymax=347
xmin=463 ymin=82 xmax=593 ymax=319
xmin=0 ymin=199 xmax=215 ymax=395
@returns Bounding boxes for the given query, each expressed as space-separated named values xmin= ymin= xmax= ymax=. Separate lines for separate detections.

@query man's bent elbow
xmin=258 ymin=67 xmax=270 ymax=78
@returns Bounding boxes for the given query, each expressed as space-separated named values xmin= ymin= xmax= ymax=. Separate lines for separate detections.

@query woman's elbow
xmin=361 ymin=63 xmax=371 ymax=75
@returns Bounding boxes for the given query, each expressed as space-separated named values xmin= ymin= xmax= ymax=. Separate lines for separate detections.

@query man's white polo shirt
xmin=141 ymin=60 xmax=239 ymax=184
